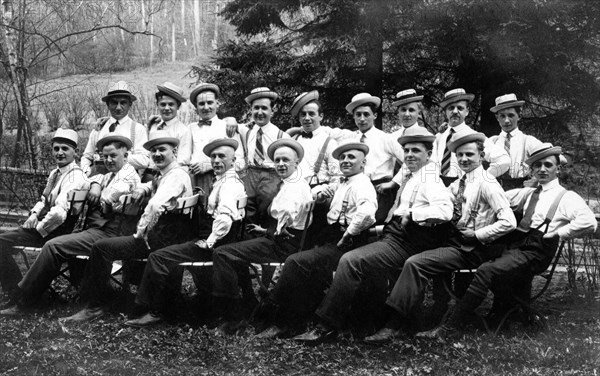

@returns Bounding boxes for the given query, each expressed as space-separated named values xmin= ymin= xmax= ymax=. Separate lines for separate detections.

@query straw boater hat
xmin=143 ymin=131 xmax=180 ymax=151
xmin=490 ymin=93 xmax=525 ymax=113
xmin=332 ymin=140 xmax=369 ymax=160
xmin=290 ymin=90 xmax=319 ymax=117
xmin=96 ymin=134 xmax=133 ymax=151
xmin=51 ymin=128 xmax=78 ymax=149
xmin=447 ymin=131 xmax=486 ymax=153
xmin=397 ymin=126 xmax=435 ymax=146
xmin=392 ymin=89 xmax=424 ymax=107
xmin=189 ymin=83 xmax=221 ymax=105
xmin=102 ymin=81 xmax=137 ymax=102
xmin=267 ymin=139 xmax=304 ymax=162
xmin=438 ymin=88 xmax=475 ymax=109
xmin=203 ymin=138 xmax=239 ymax=157
xmin=245 ymin=87 xmax=279 ymax=105
xmin=525 ymin=143 xmax=563 ymax=166
xmin=345 ymin=93 xmax=381 ymax=114
xmin=156 ymin=82 xmax=186 ymax=104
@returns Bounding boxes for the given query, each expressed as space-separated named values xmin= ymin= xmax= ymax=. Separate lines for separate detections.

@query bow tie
xmin=300 ymin=131 xmax=313 ymax=139
xmin=340 ymin=177 xmax=348 ymax=183
xmin=198 ymin=119 xmax=212 ymax=126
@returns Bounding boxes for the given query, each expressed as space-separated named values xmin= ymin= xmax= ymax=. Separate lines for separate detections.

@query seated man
xmin=255 ymin=140 xmax=377 ymax=338
xmin=294 ymin=126 xmax=454 ymax=344
xmin=123 ymin=138 xmax=246 ymax=327
xmin=0 ymin=128 xmax=87 ymax=297
xmin=211 ymin=139 xmax=312 ymax=334
xmin=364 ymin=131 xmax=516 ymax=343
xmin=62 ymin=131 xmax=194 ymax=322
xmin=418 ymin=143 xmax=597 ymax=341
xmin=0 ymin=135 xmax=140 ymax=314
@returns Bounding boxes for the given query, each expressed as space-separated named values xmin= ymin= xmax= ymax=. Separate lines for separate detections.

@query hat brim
xmin=398 ymin=135 xmax=435 ymax=146
xmin=266 ymin=139 xmax=304 ymax=162
xmin=157 ymin=85 xmax=186 ymax=104
xmin=203 ymin=138 xmax=239 ymax=157
xmin=490 ymin=100 xmax=525 ymax=113
xmin=345 ymin=97 xmax=381 ymax=114
xmin=392 ymin=95 xmax=424 ymax=107
xmin=96 ymin=135 xmax=133 ymax=151
xmin=447 ymin=133 xmax=486 ymax=153
xmin=525 ymin=146 xmax=562 ymax=166
xmin=51 ymin=137 xmax=78 ymax=149
xmin=291 ymin=91 xmax=319 ymax=117
xmin=245 ymin=91 xmax=279 ymax=105
xmin=332 ymin=143 xmax=369 ymax=160
xmin=190 ymin=84 xmax=220 ymax=105
xmin=102 ymin=91 xmax=137 ymax=103
xmin=439 ymin=94 xmax=474 ymax=109
xmin=143 ymin=137 xmax=180 ymax=151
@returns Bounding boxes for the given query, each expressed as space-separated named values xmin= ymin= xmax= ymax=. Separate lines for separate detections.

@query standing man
xmin=81 ymin=81 xmax=150 ymax=176
xmin=211 ymin=139 xmax=312 ymax=334
xmin=489 ymin=93 xmax=543 ymax=189
xmin=0 ymin=135 xmax=140 ymax=314
xmin=365 ymin=132 xmax=516 ymax=343
xmin=256 ymin=140 xmax=377 ymax=338
xmin=294 ymin=126 xmax=453 ymax=344
xmin=0 ymin=129 xmax=87 ymax=297
xmin=62 ymin=131 xmax=194 ymax=322
xmin=432 ymin=88 xmax=510 ymax=185
xmin=123 ymin=138 xmax=246 ymax=327
xmin=242 ymin=87 xmax=290 ymax=226
xmin=418 ymin=143 xmax=597 ymax=341
xmin=390 ymin=89 xmax=424 ymax=139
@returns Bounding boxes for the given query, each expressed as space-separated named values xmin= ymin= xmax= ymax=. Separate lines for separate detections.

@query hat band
xmin=496 ymin=100 xmax=521 ymax=106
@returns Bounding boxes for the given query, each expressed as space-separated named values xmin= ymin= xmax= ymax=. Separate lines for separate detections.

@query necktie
xmin=198 ymin=119 xmax=211 ymax=126
xmin=301 ymin=131 xmax=313 ymax=139
xmin=108 ymin=120 xmax=119 ymax=133
xmin=440 ymin=128 xmax=455 ymax=176
xmin=517 ymin=185 xmax=542 ymax=231
xmin=339 ymin=176 xmax=348 ymax=184
xmin=152 ymin=172 xmax=162 ymax=195
xmin=103 ymin=173 xmax=116 ymax=189
xmin=504 ymin=132 xmax=511 ymax=153
xmin=156 ymin=121 xmax=167 ymax=130
xmin=385 ymin=172 xmax=412 ymax=223
xmin=43 ymin=168 xmax=61 ymax=201
xmin=452 ymin=175 xmax=467 ymax=224
xmin=360 ymin=133 xmax=366 ymax=143
xmin=254 ymin=128 xmax=265 ymax=166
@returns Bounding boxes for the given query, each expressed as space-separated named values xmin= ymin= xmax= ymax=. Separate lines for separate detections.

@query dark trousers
xmin=372 ymin=177 xmax=398 ymax=225
xmin=315 ymin=218 xmax=452 ymax=328
xmin=242 ymin=167 xmax=279 ymax=227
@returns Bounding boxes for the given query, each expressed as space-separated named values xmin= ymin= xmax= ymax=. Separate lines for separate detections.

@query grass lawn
xmin=0 ymin=270 xmax=598 ymax=376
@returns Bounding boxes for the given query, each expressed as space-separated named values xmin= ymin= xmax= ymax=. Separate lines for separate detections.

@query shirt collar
xmin=215 ymin=167 xmax=238 ymax=182
xmin=502 ymin=128 xmax=522 ymax=137
xmin=110 ymin=115 xmax=130 ymax=124
xmin=158 ymin=161 xmax=179 ymax=175
xmin=540 ymin=178 xmax=561 ymax=192
xmin=463 ymin=165 xmax=485 ymax=183
xmin=164 ymin=117 xmax=180 ymax=126
xmin=448 ymin=122 xmax=469 ymax=133
xmin=57 ymin=161 xmax=77 ymax=174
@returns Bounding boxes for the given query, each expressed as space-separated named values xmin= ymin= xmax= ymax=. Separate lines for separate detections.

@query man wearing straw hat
xmin=432 ymin=88 xmax=510 ymax=185
xmin=81 ymin=81 xmax=150 ymax=176
xmin=1 ymin=134 xmax=140 ymax=315
xmin=488 ymin=93 xmax=543 ymax=189
xmin=418 ymin=143 xmax=596 ymax=341
xmin=365 ymin=131 xmax=516 ymax=343
xmin=390 ymin=89 xmax=425 ymax=139
xmin=0 ymin=128 xmax=87 ymax=298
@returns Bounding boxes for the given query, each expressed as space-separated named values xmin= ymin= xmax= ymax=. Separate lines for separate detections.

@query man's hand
xmin=286 ymin=127 xmax=301 ymax=137
xmin=224 ymin=117 xmax=238 ymax=138
xmin=543 ymin=231 xmax=559 ymax=240
xmin=523 ymin=176 xmax=538 ymax=188
xmin=337 ymin=232 xmax=353 ymax=249
xmin=317 ymin=185 xmax=335 ymax=201
xmin=376 ymin=181 xmax=398 ymax=194
xmin=247 ymin=224 xmax=267 ymax=235
xmin=87 ymin=184 xmax=102 ymax=206
xmin=147 ymin=115 xmax=161 ymax=127
xmin=96 ymin=117 xmax=109 ymax=131
xmin=277 ymin=228 xmax=296 ymax=239
xmin=400 ymin=213 xmax=412 ymax=228
xmin=131 ymin=188 xmax=146 ymax=205
xmin=459 ymin=228 xmax=476 ymax=240
xmin=23 ymin=213 xmax=38 ymax=229
xmin=189 ymin=162 xmax=203 ymax=175
xmin=195 ymin=239 xmax=209 ymax=249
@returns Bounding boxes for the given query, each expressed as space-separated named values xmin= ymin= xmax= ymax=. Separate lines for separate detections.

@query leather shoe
xmin=255 ymin=325 xmax=288 ymax=339
xmin=293 ymin=326 xmax=337 ymax=345
xmin=0 ymin=304 xmax=23 ymax=316
xmin=363 ymin=327 xmax=403 ymax=344
xmin=60 ymin=307 xmax=105 ymax=323
xmin=415 ymin=324 xmax=457 ymax=342
xmin=124 ymin=312 xmax=162 ymax=328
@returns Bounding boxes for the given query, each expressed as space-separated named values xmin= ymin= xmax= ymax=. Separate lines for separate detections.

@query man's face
xmin=150 ymin=143 xmax=177 ymax=170
xmin=107 ymin=95 xmax=132 ymax=121
xmin=445 ymin=100 xmax=469 ymax=127
xmin=102 ymin=144 xmax=128 ymax=173
xmin=353 ymin=105 xmax=376 ymax=133
xmin=273 ymin=146 xmax=298 ymax=179
xmin=496 ymin=107 xmax=520 ymax=133
xmin=398 ymin=102 xmax=420 ymax=128
xmin=195 ymin=91 xmax=219 ymax=120
xmin=52 ymin=142 xmax=77 ymax=168
xmin=403 ymin=142 xmax=431 ymax=172
xmin=251 ymin=98 xmax=274 ymax=127
xmin=531 ymin=155 xmax=559 ymax=185
xmin=158 ymin=95 xmax=179 ymax=122
xmin=455 ymin=142 xmax=483 ymax=174
xmin=210 ymin=146 xmax=236 ymax=175
xmin=299 ymin=102 xmax=322 ymax=132
xmin=338 ymin=150 xmax=366 ymax=177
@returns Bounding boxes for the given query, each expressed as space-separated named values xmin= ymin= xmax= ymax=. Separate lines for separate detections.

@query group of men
xmin=0 ymin=80 xmax=596 ymax=346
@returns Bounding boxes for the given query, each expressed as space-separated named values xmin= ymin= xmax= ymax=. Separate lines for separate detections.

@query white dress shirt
xmin=489 ymin=128 xmax=543 ymax=178
xmin=505 ymin=179 xmax=597 ymax=239
xmin=149 ymin=117 xmax=192 ymax=169
xmin=294 ymin=126 xmax=340 ymax=187
xmin=247 ymin=122 xmax=290 ymax=169
xmin=205 ymin=168 xmax=246 ymax=246
xmin=326 ymin=173 xmax=377 ymax=236
xmin=432 ymin=122 xmax=510 ymax=178
xmin=189 ymin=116 xmax=247 ymax=173
xmin=89 ymin=163 xmax=141 ymax=206
xmin=270 ymin=174 xmax=313 ymax=233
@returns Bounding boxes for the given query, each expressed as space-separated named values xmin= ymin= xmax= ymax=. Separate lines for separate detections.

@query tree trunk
xmin=364 ymin=1 xmax=385 ymax=129
xmin=193 ymin=0 xmax=200 ymax=56
xmin=171 ymin=11 xmax=176 ymax=61
xmin=149 ymin=0 xmax=154 ymax=66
